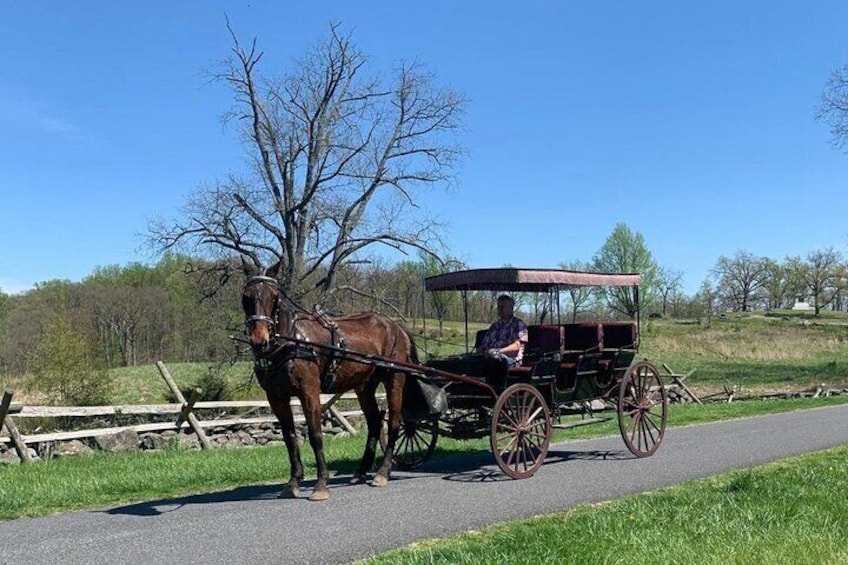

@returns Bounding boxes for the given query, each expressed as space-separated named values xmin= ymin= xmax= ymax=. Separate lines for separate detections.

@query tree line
xmin=2 ymin=224 xmax=845 ymax=382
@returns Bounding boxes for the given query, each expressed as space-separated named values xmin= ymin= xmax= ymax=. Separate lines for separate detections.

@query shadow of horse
xmin=102 ymin=469 xmax=408 ymax=517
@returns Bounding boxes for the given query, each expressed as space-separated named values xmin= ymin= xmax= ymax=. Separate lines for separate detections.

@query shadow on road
xmin=101 ymin=472 xmax=394 ymax=517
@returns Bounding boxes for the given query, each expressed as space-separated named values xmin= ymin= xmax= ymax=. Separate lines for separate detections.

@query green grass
xmin=109 ymin=361 xmax=263 ymax=404
xmin=360 ymin=445 xmax=848 ymax=565
xmin=2 ymin=395 xmax=847 ymax=521
xmin=0 ymin=430 xmax=368 ymax=520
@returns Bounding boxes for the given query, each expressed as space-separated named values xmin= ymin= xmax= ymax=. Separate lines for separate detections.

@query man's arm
xmin=491 ymin=339 xmax=521 ymax=356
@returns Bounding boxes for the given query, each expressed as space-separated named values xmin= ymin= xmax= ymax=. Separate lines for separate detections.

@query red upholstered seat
xmin=523 ymin=324 xmax=564 ymax=365
xmin=601 ymin=322 xmax=637 ymax=349
xmin=562 ymin=323 xmax=603 ymax=352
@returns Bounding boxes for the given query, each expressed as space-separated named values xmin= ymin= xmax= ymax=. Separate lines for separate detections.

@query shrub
xmin=30 ymin=314 xmax=114 ymax=405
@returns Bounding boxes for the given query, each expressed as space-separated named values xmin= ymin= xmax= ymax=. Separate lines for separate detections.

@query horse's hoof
xmin=308 ymin=489 xmax=330 ymax=502
xmin=350 ymin=474 xmax=368 ymax=485
xmin=371 ymin=474 xmax=388 ymax=487
xmin=279 ymin=486 xmax=300 ymax=499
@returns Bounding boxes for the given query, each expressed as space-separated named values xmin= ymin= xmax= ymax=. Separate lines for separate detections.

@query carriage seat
xmin=561 ymin=323 xmax=603 ymax=354
xmin=522 ymin=324 xmax=564 ymax=365
xmin=597 ymin=322 xmax=637 ymax=376
xmin=554 ymin=323 xmax=604 ymax=389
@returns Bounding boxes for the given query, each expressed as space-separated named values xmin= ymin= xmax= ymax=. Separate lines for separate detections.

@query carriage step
xmin=552 ymin=417 xmax=611 ymax=430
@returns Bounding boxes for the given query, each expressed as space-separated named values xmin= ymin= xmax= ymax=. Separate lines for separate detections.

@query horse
xmin=240 ymin=260 xmax=416 ymax=501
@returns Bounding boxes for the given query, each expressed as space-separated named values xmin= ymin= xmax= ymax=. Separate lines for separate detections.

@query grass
xmin=359 ymin=445 xmax=848 ymax=565
xmin=108 ymin=361 xmax=263 ymax=404
xmin=639 ymin=312 xmax=848 ymax=392
xmin=2 ymin=395 xmax=848 ymax=521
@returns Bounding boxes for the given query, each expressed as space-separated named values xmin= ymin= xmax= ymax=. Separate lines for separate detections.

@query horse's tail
xmin=399 ymin=323 xmax=420 ymax=365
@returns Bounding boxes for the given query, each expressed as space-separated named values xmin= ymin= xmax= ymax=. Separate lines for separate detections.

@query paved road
xmin=2 ymin=405 xmax=847 ymax=565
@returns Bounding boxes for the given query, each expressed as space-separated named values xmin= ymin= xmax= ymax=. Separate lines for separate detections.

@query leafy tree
xmin=149 ymin=22 xmax=465 ymax=305
xmin=591 ymin=223 xmax=659 ymax=318
xmin=30 ymin=313 xmax=113 ymax=405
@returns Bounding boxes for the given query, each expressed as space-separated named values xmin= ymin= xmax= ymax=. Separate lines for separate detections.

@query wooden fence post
xmin=321 ymin=393 xmax=357 ymax=435
xmin=1 ymin=390 xmax=32 ymax=463
xmin=662 ymin=364 xmax=702 ymax=404
xmin=155 ymin=362 xmax=211 ymax=450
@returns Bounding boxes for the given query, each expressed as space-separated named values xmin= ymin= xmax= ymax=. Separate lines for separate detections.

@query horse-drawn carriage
xmin=387 ymin=268 xmax=668 ymax=479
xmin=241 ymin=263 xmax=667 ymax=500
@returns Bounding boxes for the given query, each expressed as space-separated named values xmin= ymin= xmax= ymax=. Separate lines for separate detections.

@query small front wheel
xmin=490 ymin=383 xmax=552 ymax=479
xmin=380 ymin=417 xmax=439 ymax=470
xmin=618 ymin=360 xmax=668 ymax=457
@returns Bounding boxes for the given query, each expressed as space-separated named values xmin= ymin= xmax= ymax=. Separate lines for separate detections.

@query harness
xmin=310 ymin=306 xmax=347 ymax=393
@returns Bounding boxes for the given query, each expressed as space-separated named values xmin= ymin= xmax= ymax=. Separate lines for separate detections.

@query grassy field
xmin=639 ymin=311 xmax=848 ymax=393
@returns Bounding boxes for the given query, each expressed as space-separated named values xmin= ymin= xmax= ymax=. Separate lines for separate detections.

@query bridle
xmin=243 ymin=275 xmax=284 ymax=339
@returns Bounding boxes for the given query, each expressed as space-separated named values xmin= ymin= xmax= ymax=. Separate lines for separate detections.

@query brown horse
xmin=241 ymin=261 xmax=415 ymax=501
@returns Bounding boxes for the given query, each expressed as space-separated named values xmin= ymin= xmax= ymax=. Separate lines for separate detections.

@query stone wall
xmin=0 ymin=418 xmax=359 ymax=465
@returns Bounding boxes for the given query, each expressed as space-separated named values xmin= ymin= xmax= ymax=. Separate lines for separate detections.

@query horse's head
xmin=241 ymin=259 xmax=290 ymax=353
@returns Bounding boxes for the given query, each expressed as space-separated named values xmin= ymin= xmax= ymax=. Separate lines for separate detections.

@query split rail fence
xmin=1 ymin=361 xmax=373 ymax=463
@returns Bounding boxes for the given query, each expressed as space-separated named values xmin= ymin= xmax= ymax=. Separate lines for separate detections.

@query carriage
xmin=241 ymin=263 xmax=668 ymax=499
xmin=385 ymin=267 xmax=669 ymax=479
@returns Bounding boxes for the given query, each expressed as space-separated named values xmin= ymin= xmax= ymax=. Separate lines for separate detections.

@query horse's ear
xmin=240 ymin=255 xmax=255 ymax=276
xmin=264 ymin=260 xmax=281 ymax=279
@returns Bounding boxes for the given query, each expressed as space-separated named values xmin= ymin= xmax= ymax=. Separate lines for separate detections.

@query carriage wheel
xmin=490 ymin=383 xmax=552 ymax=479
xmin=618 ymin=361 xmax=668 ymax=457
xmin=380 ymin=417 xmax=439 ymax=470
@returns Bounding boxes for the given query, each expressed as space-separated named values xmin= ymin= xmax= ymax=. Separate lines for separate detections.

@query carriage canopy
xmin=424 ymin=268 xmax=641 ymax=293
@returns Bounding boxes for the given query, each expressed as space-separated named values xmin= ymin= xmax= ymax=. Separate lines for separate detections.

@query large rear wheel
xmin=618 ymin=361 xmax=668 ymax=457
xmin=380 ymin=417 xmax=439 ymax=470
xmin=490 ymin=383 xmax=552 ymax=479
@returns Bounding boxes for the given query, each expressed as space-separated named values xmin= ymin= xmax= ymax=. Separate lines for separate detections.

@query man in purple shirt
xmin=476 ymin=294 xmax=528 ymax=366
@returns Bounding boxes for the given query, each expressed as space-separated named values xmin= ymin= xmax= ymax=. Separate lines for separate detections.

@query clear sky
xmin=2 ymin=1 xmax=846 ymax=296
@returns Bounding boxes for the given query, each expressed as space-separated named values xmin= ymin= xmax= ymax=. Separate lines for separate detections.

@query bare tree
xmin=711 ymin=251 xmax=770 ymax=312
xmin=793 ymin=248 xmax=844 ymax=315
xmin=656 ymin=266 xmax=683 ymax=317
xmin=762 ymin=258 xmax=792 ymax=311
xmin=558 ymin=259 xmax=594 ymax=322
xmin=149 ymin=22 xmax=465 ymax=303
xmin=817 ymin=64 xmax=848 ymax=151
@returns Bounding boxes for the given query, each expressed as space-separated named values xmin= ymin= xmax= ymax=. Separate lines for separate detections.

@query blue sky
xmin=1 ymin=1 xmax=846 ymax=296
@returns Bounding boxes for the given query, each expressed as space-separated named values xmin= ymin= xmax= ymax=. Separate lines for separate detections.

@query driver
xmin=476 ymin=294 xmax=528 ymax=366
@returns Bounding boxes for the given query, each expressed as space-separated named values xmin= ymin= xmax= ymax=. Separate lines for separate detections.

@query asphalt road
xmin=1 ymin=404 xmax=847 ymax=565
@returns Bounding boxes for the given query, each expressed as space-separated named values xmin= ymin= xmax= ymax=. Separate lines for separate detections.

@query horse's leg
xmin=351 ymin=376 xmax=383 ymax=484
xmin=267 ymin=393 xmax=304 ymax=499
xmin=300 ymin=390 xmax=331 ymax=501
xmin=373 ymin=371 xmax=404 ymax=487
